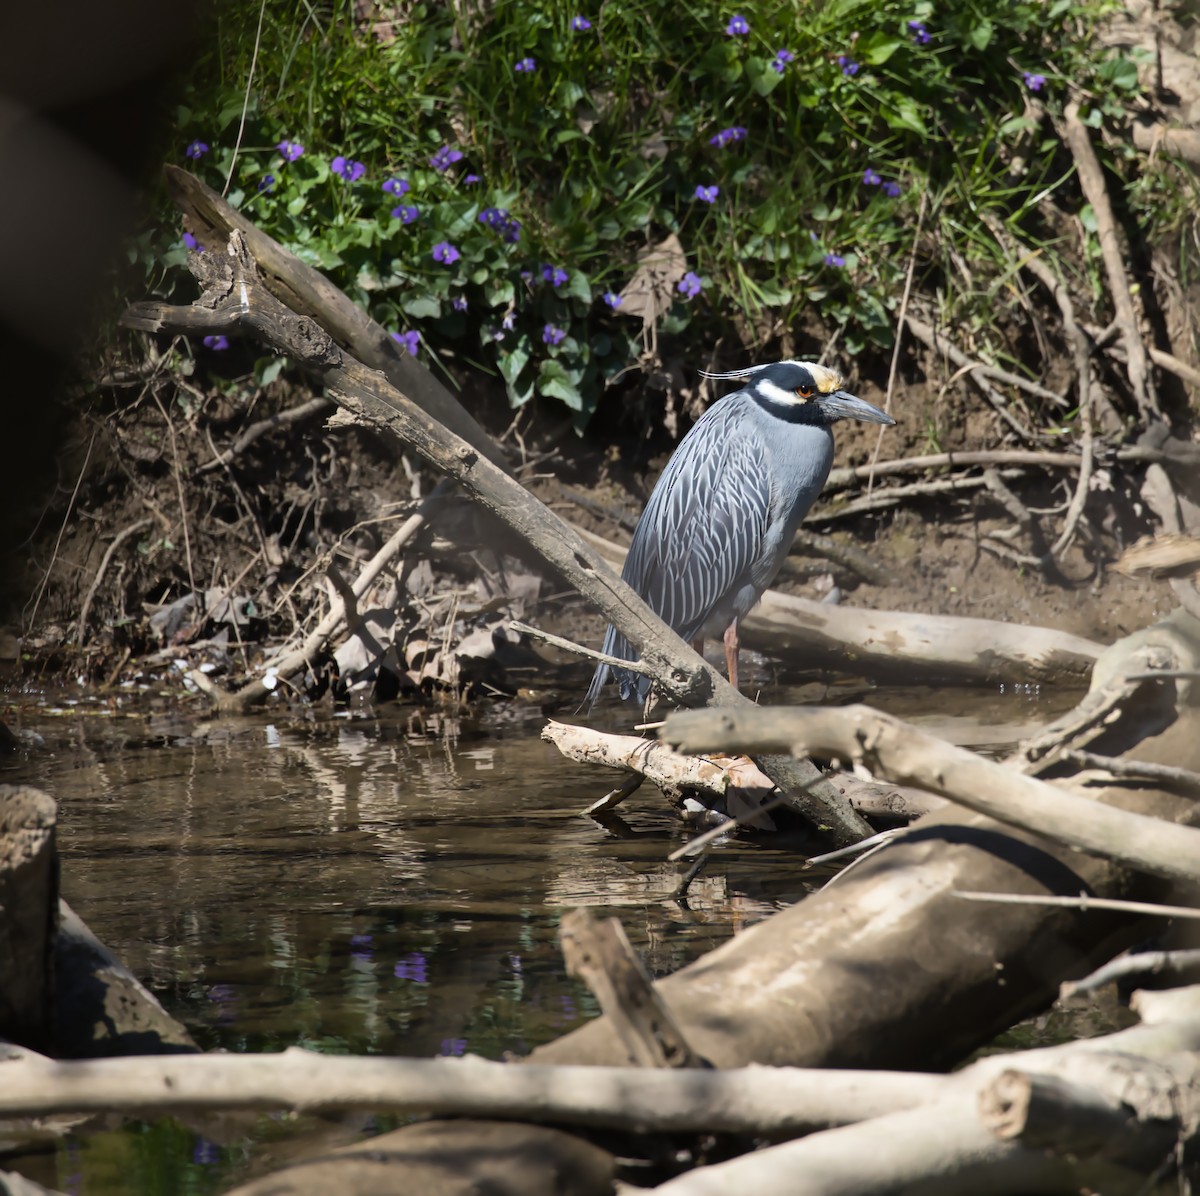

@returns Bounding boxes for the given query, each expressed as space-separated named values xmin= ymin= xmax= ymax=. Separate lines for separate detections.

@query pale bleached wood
xmin=661 ymin=701 xmax=1200 ymax=885
xmin=0 ymin=1048 xmax=939 ymax=1129
xmin=572 ymin=525 xmax=1103 ymax=686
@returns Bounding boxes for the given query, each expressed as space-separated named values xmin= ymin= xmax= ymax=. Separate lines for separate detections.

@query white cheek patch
xmin=756 ymin=378 xmax=804 ymax=407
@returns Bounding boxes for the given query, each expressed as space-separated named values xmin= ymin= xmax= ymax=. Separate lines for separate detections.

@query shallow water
xmin=0 ymin=679 xmax=1073 ymax=1193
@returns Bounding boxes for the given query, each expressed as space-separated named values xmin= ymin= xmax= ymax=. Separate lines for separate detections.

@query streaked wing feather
xmin=622 ymin=400 xmax=769 ymax=643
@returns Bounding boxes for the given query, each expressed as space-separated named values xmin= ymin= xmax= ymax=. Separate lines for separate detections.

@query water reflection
xmin=0 ymin=681 xmax=1074 ymax=1193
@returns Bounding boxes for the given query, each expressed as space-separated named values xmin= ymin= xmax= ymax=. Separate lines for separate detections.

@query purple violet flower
xmin=391 ymin=330 xmax=421 ymax=356
xmin=185 ymin=140 xmax=209 ymax=160
xmin=677 ymin=271 xmax=703 ymax=298
xmin=515 ymin=57 xmax=537 ymax=72
xmin=331 ymin=155 xmax=366 ymax=182
xmin=430 ymin=145 xmax=463 ymax=171
xmin=541 ymin=263 xmax=569 ymax=287
xmin=383 ymin=177 xmax=410 ymax=195
xmin=257 ymin=174 xmax=275 ymax=193
xmin=392 ymin=204 xmax=420 ymax=224
xmin=182 ymin=231 xmax=203 ymax=252
xmin=725 ymin=13 xmax=749 ymax=35
xmin=502 ymin=313 xmax=516 ymax=331
xmin=543 ymin=323 xmax=566 ymax=345
xmin=694 ymin=184 xmax=720 ymax=203
xmin=602 ymin=291 xmax=623 ymax=309
xmin=824 ymin=252 xmax=846 ymax=267
xmin=202 ymin=335 xmax=229 ymax=351
xmin=1023 ymin=71 xmax=1046 ymax=92
xmin=838 ymin=55 xmax=860 ymax=76
xmin=463 ymin=173 xmax=480 ymax=184
xmin=440 ymin=1037 xmax=468 ymax=1056
xmin=708 ymin=126 xmax=748 ymax=148
xmin=862 ymin=168 xmax=882 ymax=186
xmin=570 ymin=15 xmax=592 ymax=31
xmin=432 ymin=241 xmax=461 ymax=265
xmin=277 ymin=139 xmax=304 ymax=162
xmin=452 ymin=296 xmax=468 ymax=311
xmin=908 ymin=20 xmax=931 ymax=45
xmin=772 ymin=48 xmax=795 ymax=72
xmin=882 ymin=180 xmax=902 ymax=197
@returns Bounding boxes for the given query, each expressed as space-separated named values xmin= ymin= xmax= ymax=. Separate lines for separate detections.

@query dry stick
xmin=824 ymin=444 xmax=1166 ymax=492
xmin=198 ymin=396 xmax=332 ymax=474
xmin=826 ymin=468 xmax=1028 ymax=518
xmin=222 ymin=0 xmax=266 ymax=195
xmin=75 ymin=518 xmax=152 ymax=645
xmin=124 ymin=233 xmax=867 ymax=843
xmin=24 ymin=430 xmax=95 ymax=633
xmin=511 ymin=620 xmax=658 ymax=682
xmin=1062 ymin=949 xmax=1200 ymax=999
xmin=869 ymin=192 xmax=927 ymax=492
xmin=1060 ymin=100 xmax=1158 ymax=420
xmin=955 ymin=891 xmax=1200 ymax=919
xmin=903 ymin=314 xmax=1040 ymax=441
xmin=1061 ymin=748 xmax=1200 ymax=796
xmin=660 ymin=704 xmax=1200 ymax=885
xmin=1149 ymin=345 xmax=1200 ymax=390
xmin=1016 ymin=247 xmax=1097 ymax=561
xmin=150 ymin=391 xmax=196 ymax=596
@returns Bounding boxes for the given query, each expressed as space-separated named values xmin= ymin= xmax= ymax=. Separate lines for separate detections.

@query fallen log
xmin=573 ymin=525 xmax=1103 ymax=686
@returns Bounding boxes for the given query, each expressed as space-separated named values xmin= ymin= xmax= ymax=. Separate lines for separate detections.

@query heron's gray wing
xmin=622 ymin=402 xmax=770 ymax=643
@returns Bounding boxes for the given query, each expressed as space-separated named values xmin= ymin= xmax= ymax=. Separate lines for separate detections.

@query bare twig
xmin=1061 ymin=748 xmax=1200 ymax=796
xmin=198 ymin=396 xmax=331 ymax=473
xmin=824 ymin=444 xmax=1166 ymax=493
xmin=1061 ymin=949 xmax=1200 ymax=998
xmin=1060 ymin=99 xmax=1158 ymax=420
xmin=151 ymin=391 xmax=196 ymax=595
xmin=904 ymin=314 xmax=1041 ymax=441
xmin=955 ymin=891 xmax=1200 ymax=920
xmin=24 ymin=430 xmax=96 ymax=633
xmin=560 ymin=908 xmax=701 ymax=1068
xmin=511 ymin=620 xmax=657 ymax=681
xmin=75 ymin=518 xmax=153 ymax=645
xmin=870 ymin=192 xmax=928 ymax=491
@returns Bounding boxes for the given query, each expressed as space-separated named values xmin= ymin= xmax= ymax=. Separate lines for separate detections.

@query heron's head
xmin=702 ymin=360 xmax=895 ymax=427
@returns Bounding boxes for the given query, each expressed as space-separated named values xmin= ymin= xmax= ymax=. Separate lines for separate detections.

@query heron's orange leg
xmin=723 ymin=618 xmax=739 ymax=691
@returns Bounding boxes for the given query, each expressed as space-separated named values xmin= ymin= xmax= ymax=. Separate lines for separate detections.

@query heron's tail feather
xmin=582 ymin=624 xmax=649 ymax=710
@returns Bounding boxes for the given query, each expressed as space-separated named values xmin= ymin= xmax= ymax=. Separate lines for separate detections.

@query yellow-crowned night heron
xmin=586 ymin=359 xmax=895 ymax=705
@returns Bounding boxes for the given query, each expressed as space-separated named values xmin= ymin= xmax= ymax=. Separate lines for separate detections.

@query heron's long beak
xmin=821 ymin=391 xmax=896 ymax=426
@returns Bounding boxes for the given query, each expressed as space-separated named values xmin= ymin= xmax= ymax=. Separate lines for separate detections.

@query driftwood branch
xmin=661 ymin=701 xmax=1200 ymax=885
xmin=123 ymin=228 xmax=866 ymax=842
